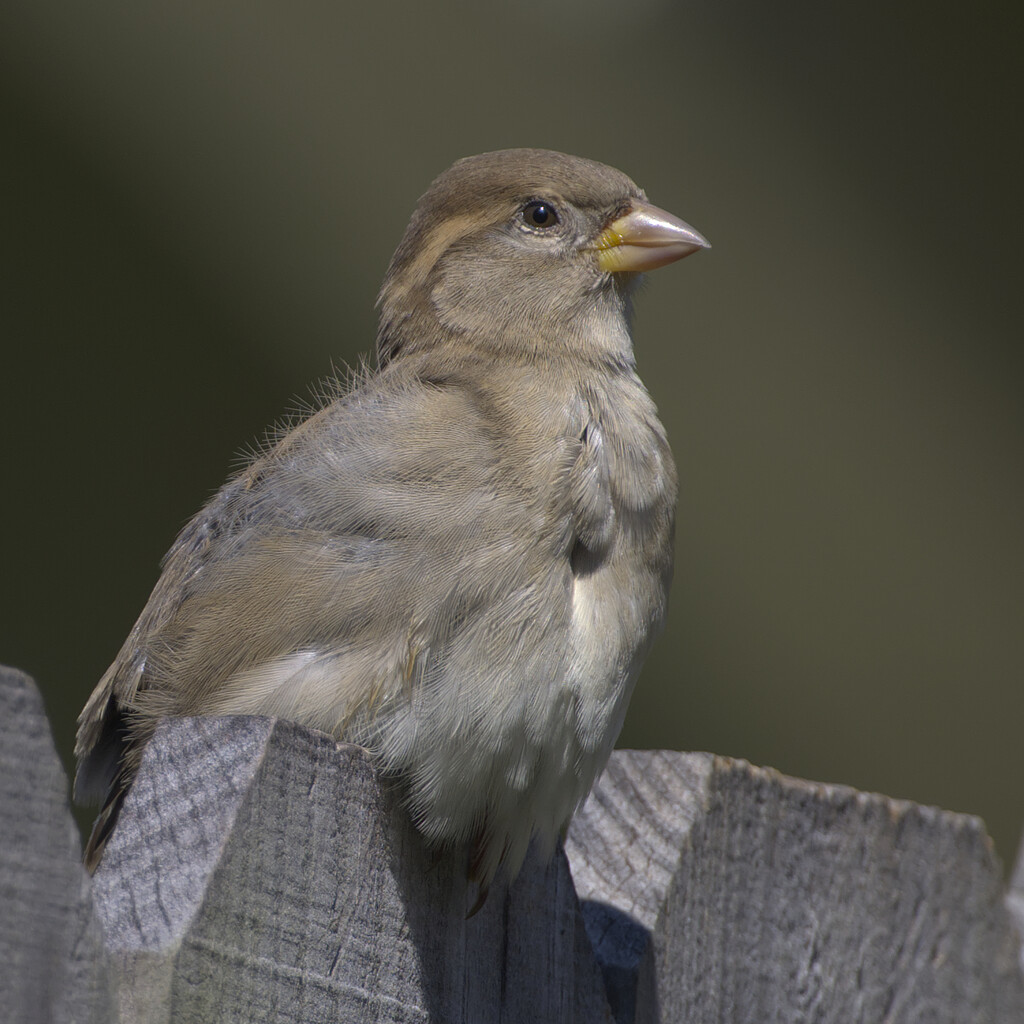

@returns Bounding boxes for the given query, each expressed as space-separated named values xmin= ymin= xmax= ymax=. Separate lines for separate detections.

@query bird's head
xmin=376 ymin=149 xmax=708 ymax=366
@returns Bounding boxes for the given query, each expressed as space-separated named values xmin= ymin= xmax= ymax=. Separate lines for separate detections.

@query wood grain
xmin=567 ymin=749 xmax=1024 ymax=1022
xmin=0 ymin=666 xmax=110 ymax=1024
xmin=3 ymin=666 xmax=1022 ymax=1023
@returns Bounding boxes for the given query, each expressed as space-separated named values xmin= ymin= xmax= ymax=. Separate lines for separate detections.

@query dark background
xmin=3 ymin=3 xmax=1022 ymax=868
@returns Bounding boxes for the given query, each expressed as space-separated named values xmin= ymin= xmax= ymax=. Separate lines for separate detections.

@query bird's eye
xmin=521 ymin=201 xmax=559 ymax=229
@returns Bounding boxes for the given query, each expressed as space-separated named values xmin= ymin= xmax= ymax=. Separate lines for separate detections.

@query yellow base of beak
xmin=593 ymin=202 xmax=710 ymax=274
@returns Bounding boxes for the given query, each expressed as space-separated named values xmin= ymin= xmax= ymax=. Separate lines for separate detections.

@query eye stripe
xmin=388 ymin=213 xmax=485 ymax=299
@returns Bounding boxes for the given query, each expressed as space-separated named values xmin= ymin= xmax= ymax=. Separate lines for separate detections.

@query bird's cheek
xmin=432 ymin=266 xmax=482 ymax=327
xmin=433 ymin=260 xmax=526 ymax=328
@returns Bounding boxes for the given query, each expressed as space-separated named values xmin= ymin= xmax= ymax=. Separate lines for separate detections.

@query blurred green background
xmin=3 ymin=3 xmax=1022 ymax=868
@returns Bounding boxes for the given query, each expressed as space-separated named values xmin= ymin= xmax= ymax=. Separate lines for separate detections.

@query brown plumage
xmin=75 ymin=149 xmax=708 ymax=896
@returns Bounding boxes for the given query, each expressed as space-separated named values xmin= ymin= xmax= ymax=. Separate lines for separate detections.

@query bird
xmin=75 ymin=148 xmax=709 ymax=904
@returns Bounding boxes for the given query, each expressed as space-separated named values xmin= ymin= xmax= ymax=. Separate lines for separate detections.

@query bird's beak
xmin=591 ymin=201 xmax=710 ymax=273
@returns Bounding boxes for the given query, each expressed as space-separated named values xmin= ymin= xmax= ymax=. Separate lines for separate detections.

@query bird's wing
xmin=75 ymin=366 xmax=579 ymax=798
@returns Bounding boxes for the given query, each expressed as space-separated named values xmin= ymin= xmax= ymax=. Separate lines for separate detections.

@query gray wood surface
xmin=2 ymin=665 xmax=1022 ymax=1023
xmin=566 ymin=749 xmax=1024 ymax=1023
xmin=0 ymin=666 xmax=110 ymax=1024
xmin=1008 ymin=833 xmax=1024 ymax=972
xmin=93 ymin=714 xmax=613 ymax=1023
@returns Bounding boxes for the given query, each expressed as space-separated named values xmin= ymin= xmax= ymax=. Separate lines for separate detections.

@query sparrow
xmin=75 ymin=149 xmax=708 ymax=901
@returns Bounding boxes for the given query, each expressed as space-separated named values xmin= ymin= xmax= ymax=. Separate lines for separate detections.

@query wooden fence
xmin=2 ymin=663 xmax=1022 ymax=1022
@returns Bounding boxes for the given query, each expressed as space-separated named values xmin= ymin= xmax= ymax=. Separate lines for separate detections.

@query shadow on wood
xmin=567 ymin=750 xmax=1024 ymax=1022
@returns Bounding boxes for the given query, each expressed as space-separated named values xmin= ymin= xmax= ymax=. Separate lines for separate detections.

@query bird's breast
xmin=559 ymin=370 xmax=677 ymax=752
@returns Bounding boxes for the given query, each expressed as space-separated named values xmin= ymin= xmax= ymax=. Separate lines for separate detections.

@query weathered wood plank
xmin=4 ymin=666 xmax=1022 ymax=1023
xmin=1008 ymin=833 xmax=1024 ymax=972
xmin=93 ymin=715 xmax=613 ymax=1023
xmin=566 ymin=749 xmax=1024 ymax=1023
xmin=0 ymin=666 xmax=110 ymax=1024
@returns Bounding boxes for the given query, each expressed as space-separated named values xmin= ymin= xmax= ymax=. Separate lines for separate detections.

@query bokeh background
xmin=3 ymin=3 xmax=1022 ymax=868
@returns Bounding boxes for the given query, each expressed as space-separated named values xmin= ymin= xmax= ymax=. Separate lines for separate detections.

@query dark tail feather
xmin=83 ymin=781 xmax=129 ymax=873
xmin=75 ymin=694 xmax=134 ymax=872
